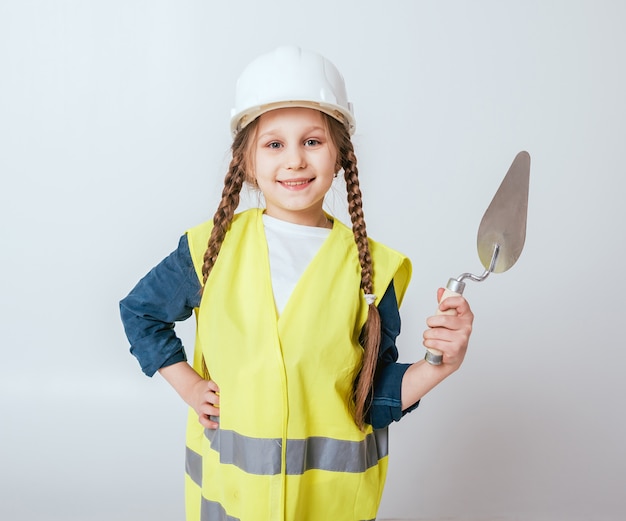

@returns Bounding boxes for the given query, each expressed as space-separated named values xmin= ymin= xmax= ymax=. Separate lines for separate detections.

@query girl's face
xmin=251 ymin=107 xmax=338 ymax=227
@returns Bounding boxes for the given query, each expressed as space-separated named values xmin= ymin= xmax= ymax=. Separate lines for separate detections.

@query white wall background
xmin=1 ymin=1 xmax=625 ymax=520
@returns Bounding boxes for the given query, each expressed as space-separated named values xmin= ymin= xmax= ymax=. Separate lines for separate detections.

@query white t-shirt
xmin=262 ymin=214 xmax=331 ymax=315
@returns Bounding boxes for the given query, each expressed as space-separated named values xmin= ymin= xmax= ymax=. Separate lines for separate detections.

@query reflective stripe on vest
xmin=199 ymin=497 xmax=376 ymax=521
xmin=184 ymin=209 xmax=412 ymax=521
xmin=201 ymin=498 xmax=240 ymax=521
xmin=186 ymin=426 xmax=388 ymax=483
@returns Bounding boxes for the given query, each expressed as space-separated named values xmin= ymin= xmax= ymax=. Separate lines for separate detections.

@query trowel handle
xmin=424 ymin=285 xmax=463 ymax=366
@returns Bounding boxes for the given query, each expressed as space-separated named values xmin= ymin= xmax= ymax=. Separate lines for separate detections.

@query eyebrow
xmin=257 ymin=126 xmax=327 ymax=140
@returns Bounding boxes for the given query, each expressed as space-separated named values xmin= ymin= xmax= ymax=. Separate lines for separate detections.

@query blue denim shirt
xmin=120 ymin=235 xmax=419 ymax=429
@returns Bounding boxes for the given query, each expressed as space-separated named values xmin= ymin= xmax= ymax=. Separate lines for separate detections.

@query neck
xmin=263 ymin=209 xmax=333 ymax=229
xmin=316 ymin=214 xmax=333 ymax=229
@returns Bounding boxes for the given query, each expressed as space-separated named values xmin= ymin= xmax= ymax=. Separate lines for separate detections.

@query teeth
xmin=282 ymin=180 xmax=309 ymax=186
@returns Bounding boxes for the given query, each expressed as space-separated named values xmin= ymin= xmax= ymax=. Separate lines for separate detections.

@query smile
xmin=279 ymin=178 xmax=314 ymax=188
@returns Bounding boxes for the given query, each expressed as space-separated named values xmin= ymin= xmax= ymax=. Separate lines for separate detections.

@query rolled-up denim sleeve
xmin=368 ymin=283 xmax=420 ymax=429
xmin=119 ymin=235 xmax=201 ymax=376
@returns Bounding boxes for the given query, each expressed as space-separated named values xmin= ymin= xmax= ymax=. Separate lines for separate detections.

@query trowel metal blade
xmin=477 ymin=151 xmax=530 ymax=274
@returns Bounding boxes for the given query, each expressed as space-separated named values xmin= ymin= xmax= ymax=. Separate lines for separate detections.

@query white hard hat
xmin=230 ymin=46 xmax=355 ymax=136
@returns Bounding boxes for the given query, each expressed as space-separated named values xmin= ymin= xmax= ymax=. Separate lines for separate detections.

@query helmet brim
xmin=231 ymin=100 xmax=355 ymax=136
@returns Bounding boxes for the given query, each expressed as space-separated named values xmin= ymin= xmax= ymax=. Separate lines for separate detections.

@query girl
xmin=120 ymin=46 xmax=473 ymax=521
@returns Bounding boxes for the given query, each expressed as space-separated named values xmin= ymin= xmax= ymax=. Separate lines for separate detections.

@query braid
xmin=199 ymin=121 xmax=256 ymax=378
xmin=329 ymin=116 xmax=382 ymax=430
xmin=201 ymin=121 xmax=257 ymax=286
xmin=201 ymin=163 xmax=244 ymax=286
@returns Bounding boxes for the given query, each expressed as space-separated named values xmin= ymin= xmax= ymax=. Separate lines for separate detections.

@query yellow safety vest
xmin=184 ymin=208 xmax=411 ymax=521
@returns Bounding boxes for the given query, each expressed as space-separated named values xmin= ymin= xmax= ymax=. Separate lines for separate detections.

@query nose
xmin=284 ymin=145 xmax=306 ymax=170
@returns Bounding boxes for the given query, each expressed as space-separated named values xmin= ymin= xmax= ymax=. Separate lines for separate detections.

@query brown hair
xmin=324 ymin=115 xmax=381 ymax=430
xmin=200 ymin=119 xmax=258 ymax=287
xmin=200 ymin=112 xmax=381 ymax=430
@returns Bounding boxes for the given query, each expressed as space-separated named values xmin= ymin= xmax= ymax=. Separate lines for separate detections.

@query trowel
xmin=425 ymin=151 xmax=531 ymax=365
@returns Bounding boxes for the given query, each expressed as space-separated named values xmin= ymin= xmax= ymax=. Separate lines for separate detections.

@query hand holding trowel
xmin=425 ymin=151 xmax=531 ymax=365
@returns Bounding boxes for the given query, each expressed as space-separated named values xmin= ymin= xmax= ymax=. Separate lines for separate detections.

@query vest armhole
xmin=185 ymin=220 xmax=215 ymax=284
xmin=392 ymin=258 xmax=412 ymax=307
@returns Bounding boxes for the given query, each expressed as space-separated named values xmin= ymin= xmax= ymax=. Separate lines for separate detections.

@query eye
xmin=304 ymin=139 xmax=321 ymax=147
xmin=267 ymin=141 xmax=282 ymax=149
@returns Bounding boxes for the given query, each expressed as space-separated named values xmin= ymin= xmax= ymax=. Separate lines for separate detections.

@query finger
xmin=204 ymin=390 xmax=220 ymax=406
xmin=424 ymin=326 xmax=457 ymax=342
xmin=424 ymin=322 xmax=472 ymax=347
xmin=424 ymin=332 xmax=468 ymax=356
xmin=207 ymin=380 xmax=220 ymax=393
xmin=426 ymin=313 xmax=466 ymax=330
xmin=438 ymin=295 xmax=470 ymax=314
xmin=198 ymin=414 xmax=219 ymax=430
xmin=424 ymin=333 xmax=469 ymax=351
xmin=199 ymin=403 xmax=221 ymax=418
